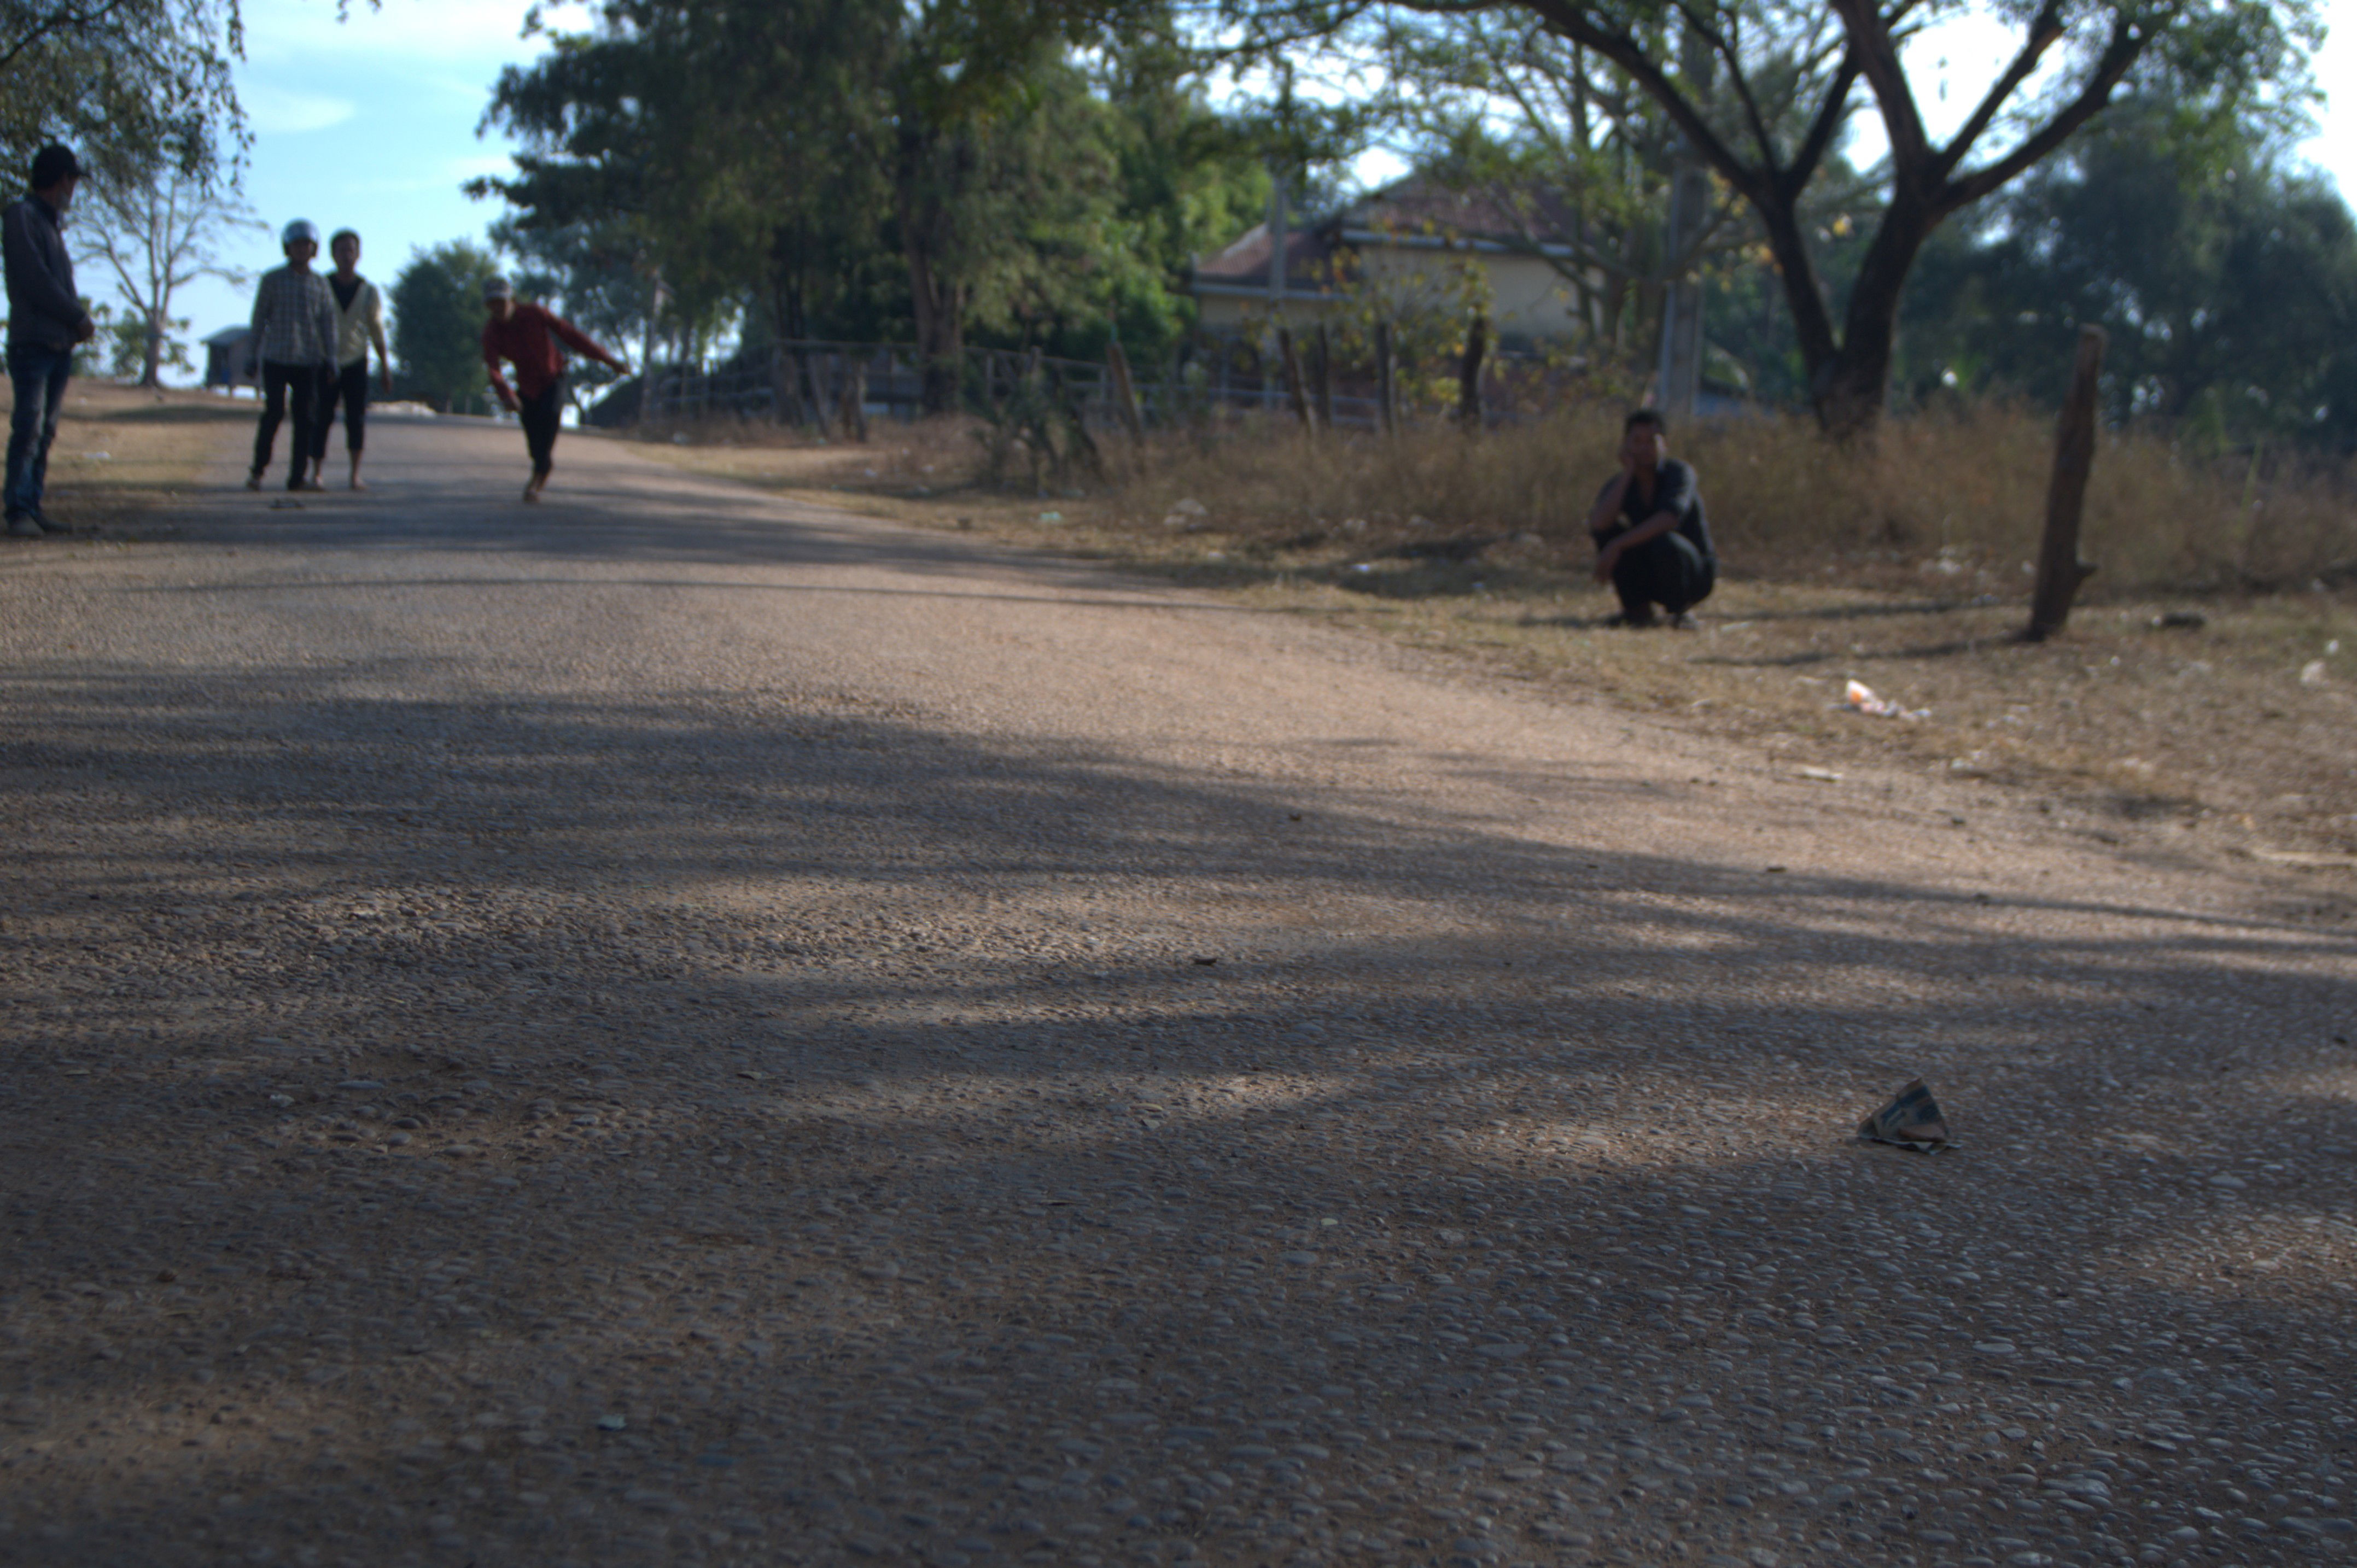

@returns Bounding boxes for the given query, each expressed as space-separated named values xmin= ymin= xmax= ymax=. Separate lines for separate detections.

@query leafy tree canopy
xmin=1903 ymin=89 xmax=2357 ymax=449
xmin=392 ymin=239 xmax=501 ymax=413
xmin=1218 ymin=0 xmax=2322 ymax=432
xmin=1 ymin=0 xmax=247 ymax=182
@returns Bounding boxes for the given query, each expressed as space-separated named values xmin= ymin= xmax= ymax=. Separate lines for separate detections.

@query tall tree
xmin=1 ymin=0 xmax=245 ymax=177
xmin=1901 ymin=90 xmax=2357 ymax=448
xmin=1368 ymin=10 xmax=1873 ymax=367
xmin=1275 ymin=0 xmax=2319 ymax=434
xmin=76 ymin=160 xmax=259 ymax=387
xmin=392 ymin=240 xmax=501 ymax=413
xmin=481 ymin=0 xmax=1257 ymax=415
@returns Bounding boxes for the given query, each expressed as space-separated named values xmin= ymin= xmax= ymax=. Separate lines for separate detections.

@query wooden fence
xmin=615 ymin=336 xmax=1548 ymax=433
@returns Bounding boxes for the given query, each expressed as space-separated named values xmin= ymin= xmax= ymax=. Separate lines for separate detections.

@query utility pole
xmin=1267 ymin=163 xmax=1288 ymax=312
xmin=1654 ymin=23 xmax=1712 ymax=419
xmin=637 ymin=268 xmax=667 ymax=426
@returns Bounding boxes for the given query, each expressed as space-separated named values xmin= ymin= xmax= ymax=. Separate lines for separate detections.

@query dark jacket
xmin=3 ymin=193 xmax=92 ymax=352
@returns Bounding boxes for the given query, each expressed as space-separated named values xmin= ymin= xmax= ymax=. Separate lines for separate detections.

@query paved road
xmin=2 ymin=416 xmax=2352 ymax=1568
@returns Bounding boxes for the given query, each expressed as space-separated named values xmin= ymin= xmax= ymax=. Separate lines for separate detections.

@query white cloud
xmin=242 ymin=84 xmax=358 ymax=133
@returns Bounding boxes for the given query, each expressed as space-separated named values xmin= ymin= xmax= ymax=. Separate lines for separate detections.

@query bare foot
xmin=244 ymin=471 xmax=262 ymax=492
xmin=521 ymin=481 xmax=541 ymax=504
xmin=349 ymin=477 xmax=367 ymax=492
xmin=301 ymin=476 xmax=325 ymax=492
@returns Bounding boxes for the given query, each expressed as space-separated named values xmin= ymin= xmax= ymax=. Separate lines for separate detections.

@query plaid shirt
xmin=248 ymin=265 xmax=338 ymax=367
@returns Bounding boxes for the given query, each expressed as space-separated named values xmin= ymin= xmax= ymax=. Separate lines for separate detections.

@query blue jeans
xmin=5 ymin=341 xmax=73 ymax=518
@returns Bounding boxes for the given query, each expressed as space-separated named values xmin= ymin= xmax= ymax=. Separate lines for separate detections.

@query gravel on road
xmin=1 ymin=416 xmax=2352 ymax=1568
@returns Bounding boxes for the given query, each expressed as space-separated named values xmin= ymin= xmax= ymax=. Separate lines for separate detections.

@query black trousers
xmin=520 ymin=381 xmax=563 ymax=477
xmin=1609 ymin=530 xmax=1716 ymax=618
xmin=253 ymin=361 xmax=324 ymax=488
xmin=310 ymin=360 xmax=370 ymax=461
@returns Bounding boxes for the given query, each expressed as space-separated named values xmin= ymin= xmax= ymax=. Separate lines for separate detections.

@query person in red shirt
xmin=479 ymin=276 xmax=629 ymax=503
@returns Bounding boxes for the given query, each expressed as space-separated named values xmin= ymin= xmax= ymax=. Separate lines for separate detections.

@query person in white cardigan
xmin=311 ymin=229 xmax=392 ymax=490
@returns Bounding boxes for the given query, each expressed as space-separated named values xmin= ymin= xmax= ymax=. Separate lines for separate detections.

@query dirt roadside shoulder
xmin=619 ymin=428 xmax=2357 ymax=919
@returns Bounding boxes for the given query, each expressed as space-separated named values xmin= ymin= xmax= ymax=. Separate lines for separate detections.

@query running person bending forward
xmin=479 ymin=276 xmax=627 ymax=503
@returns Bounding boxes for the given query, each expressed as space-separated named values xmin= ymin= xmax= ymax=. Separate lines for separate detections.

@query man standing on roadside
xmin=308 ymin=229 xmax=391 ymax=490
xmin=1586 ymin=407 xmax=1717 ymax=628
xmin=3 ymin=144 xmax=98 ymax=540
xmin=480 ymin=275 xmax=628 ymax=504
xmin=244 ymin=219 xmax=338 ymax=493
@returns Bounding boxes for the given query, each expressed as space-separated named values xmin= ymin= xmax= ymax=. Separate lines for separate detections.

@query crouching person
xmin=1588 ymin=407 xmax=1716 ymax=628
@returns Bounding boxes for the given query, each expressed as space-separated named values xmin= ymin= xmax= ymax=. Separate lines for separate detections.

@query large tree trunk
xmin=1750 ymin=179 xmax=1939 ymax=439
xmin=905 ymin=240 xmax=965 ymax=416
xmin=1811 ymin=196 xmax=1939 ymax=437
xmin=897 ymin=120 xmax=971 ymax=418
xmin=140 ymin=310 xmax=164 ymax=389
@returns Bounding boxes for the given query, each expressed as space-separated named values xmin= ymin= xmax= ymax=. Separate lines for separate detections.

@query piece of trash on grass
xmin=2252 ymin=849 xmax=2357 ymax=867
xmin=2300 ymin=659 xmax=2328 ymax=687
xmin=80 ymin=450 xmax=112 ymax=460
xmin=597 ymin=1413 xmax=628 ymax=1431
xmin=1162 ymin=498 xmax=1208 ymax=529
xmin=1036 ymin=511 xmax=1064 ymax=524
xmin=1859 ymin=1078 xmax=1952 ymax=1152
xmin=2151 ymin=611 xmax=2206 ymax=630
xmin=1843 ymin=679 xmax=1927 ymax=720
xmin=1797 ymin=766 xmax=1842 ymax=782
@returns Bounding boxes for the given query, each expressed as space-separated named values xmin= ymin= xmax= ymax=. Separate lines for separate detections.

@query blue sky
xmin=159 ymin=0 xmax=576 ymax=361
xmin=142 ymin=0 xmax=2357 ymax=380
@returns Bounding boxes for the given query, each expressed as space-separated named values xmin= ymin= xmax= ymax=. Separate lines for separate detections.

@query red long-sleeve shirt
xmin=481 ymin=302 xmax=616 ymax=403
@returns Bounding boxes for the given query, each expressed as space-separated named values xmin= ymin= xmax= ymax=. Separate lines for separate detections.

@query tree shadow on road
xmin=2 ymin=664 xmax=2353 ymax=1567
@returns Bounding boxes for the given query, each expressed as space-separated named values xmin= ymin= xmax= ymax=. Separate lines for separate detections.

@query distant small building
xmin=1191 ymin=175 xmax=1586 ymax=350
xmin=202 ymin=325 xmax=256 ymax=393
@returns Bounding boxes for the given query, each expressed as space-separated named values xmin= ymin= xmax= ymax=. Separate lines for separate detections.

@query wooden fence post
xmin=1456 ymin=312 xmax=1489 ymax=430
xmin=2024 ymin=324 xmax=2106 ymax=642
xmin=838 ymin=355 xmax=870 ymax=443
xmin=1105 ymin=337 xmax=1146 ymax=443
xmin=1375 ymin=320 xmax=1398 ymax=438
xmin=1277 ymin=324 xmax=1315 ymax=436
xmin=1312 ymin=322 xmax=1334 ymax=430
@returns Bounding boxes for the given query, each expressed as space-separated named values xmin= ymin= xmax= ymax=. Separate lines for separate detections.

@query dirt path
xmin=2 ymin=415 xmax=2352 ymax=1568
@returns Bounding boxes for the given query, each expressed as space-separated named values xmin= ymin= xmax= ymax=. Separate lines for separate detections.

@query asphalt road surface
xmin=2 ymin=414 xmax=2352 ymax=1568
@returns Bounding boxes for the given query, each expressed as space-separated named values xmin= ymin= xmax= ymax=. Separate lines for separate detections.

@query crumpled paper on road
xmin=1859 ymin=1078 xmax=1953 ymax=1151
xmin=1844 ymin=680 xmax=1927 ymax=720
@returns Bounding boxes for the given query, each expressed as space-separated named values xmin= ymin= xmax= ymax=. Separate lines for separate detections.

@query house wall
xmin=1194 ymin=244 xmax=1588 ymax=348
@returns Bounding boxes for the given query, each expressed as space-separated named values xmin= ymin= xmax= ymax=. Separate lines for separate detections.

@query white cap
xmin=281 ymin=219 xmax=320 ymax=247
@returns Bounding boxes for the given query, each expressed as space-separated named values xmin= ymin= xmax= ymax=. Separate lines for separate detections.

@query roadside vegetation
xmin=629 ymin=404 xmax=2357 ymax=868
xmin=0 ymin=383 xmax=246 ymax=537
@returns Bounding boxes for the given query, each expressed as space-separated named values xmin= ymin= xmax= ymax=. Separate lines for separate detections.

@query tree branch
xmin=1514 ymin=0 xmax=1769 ymax=207
xmin=1827 ymin=0 xmax=1928 ymax=174
xmin=1928 ymin=0 xmax=2067 ymax=183
xmin=1784 ymin=51 xmax=1859 ymax=195
xmin=1938 ymin=11 xmax=2159 ymax=211
xmin=0 ymin=0 xmax=142 ymax=74
xmin=1666 ymin=0 xmax=1782 ymax=174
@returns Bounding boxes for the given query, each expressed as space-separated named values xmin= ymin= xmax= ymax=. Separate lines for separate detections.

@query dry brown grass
xmin=1102 ymin=401 xmax=2357 ymax=598
xmin=0 ymin=380 xmax=250 ymax=538
xmin=623 ymin=405 xmax=2357 ymax=869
